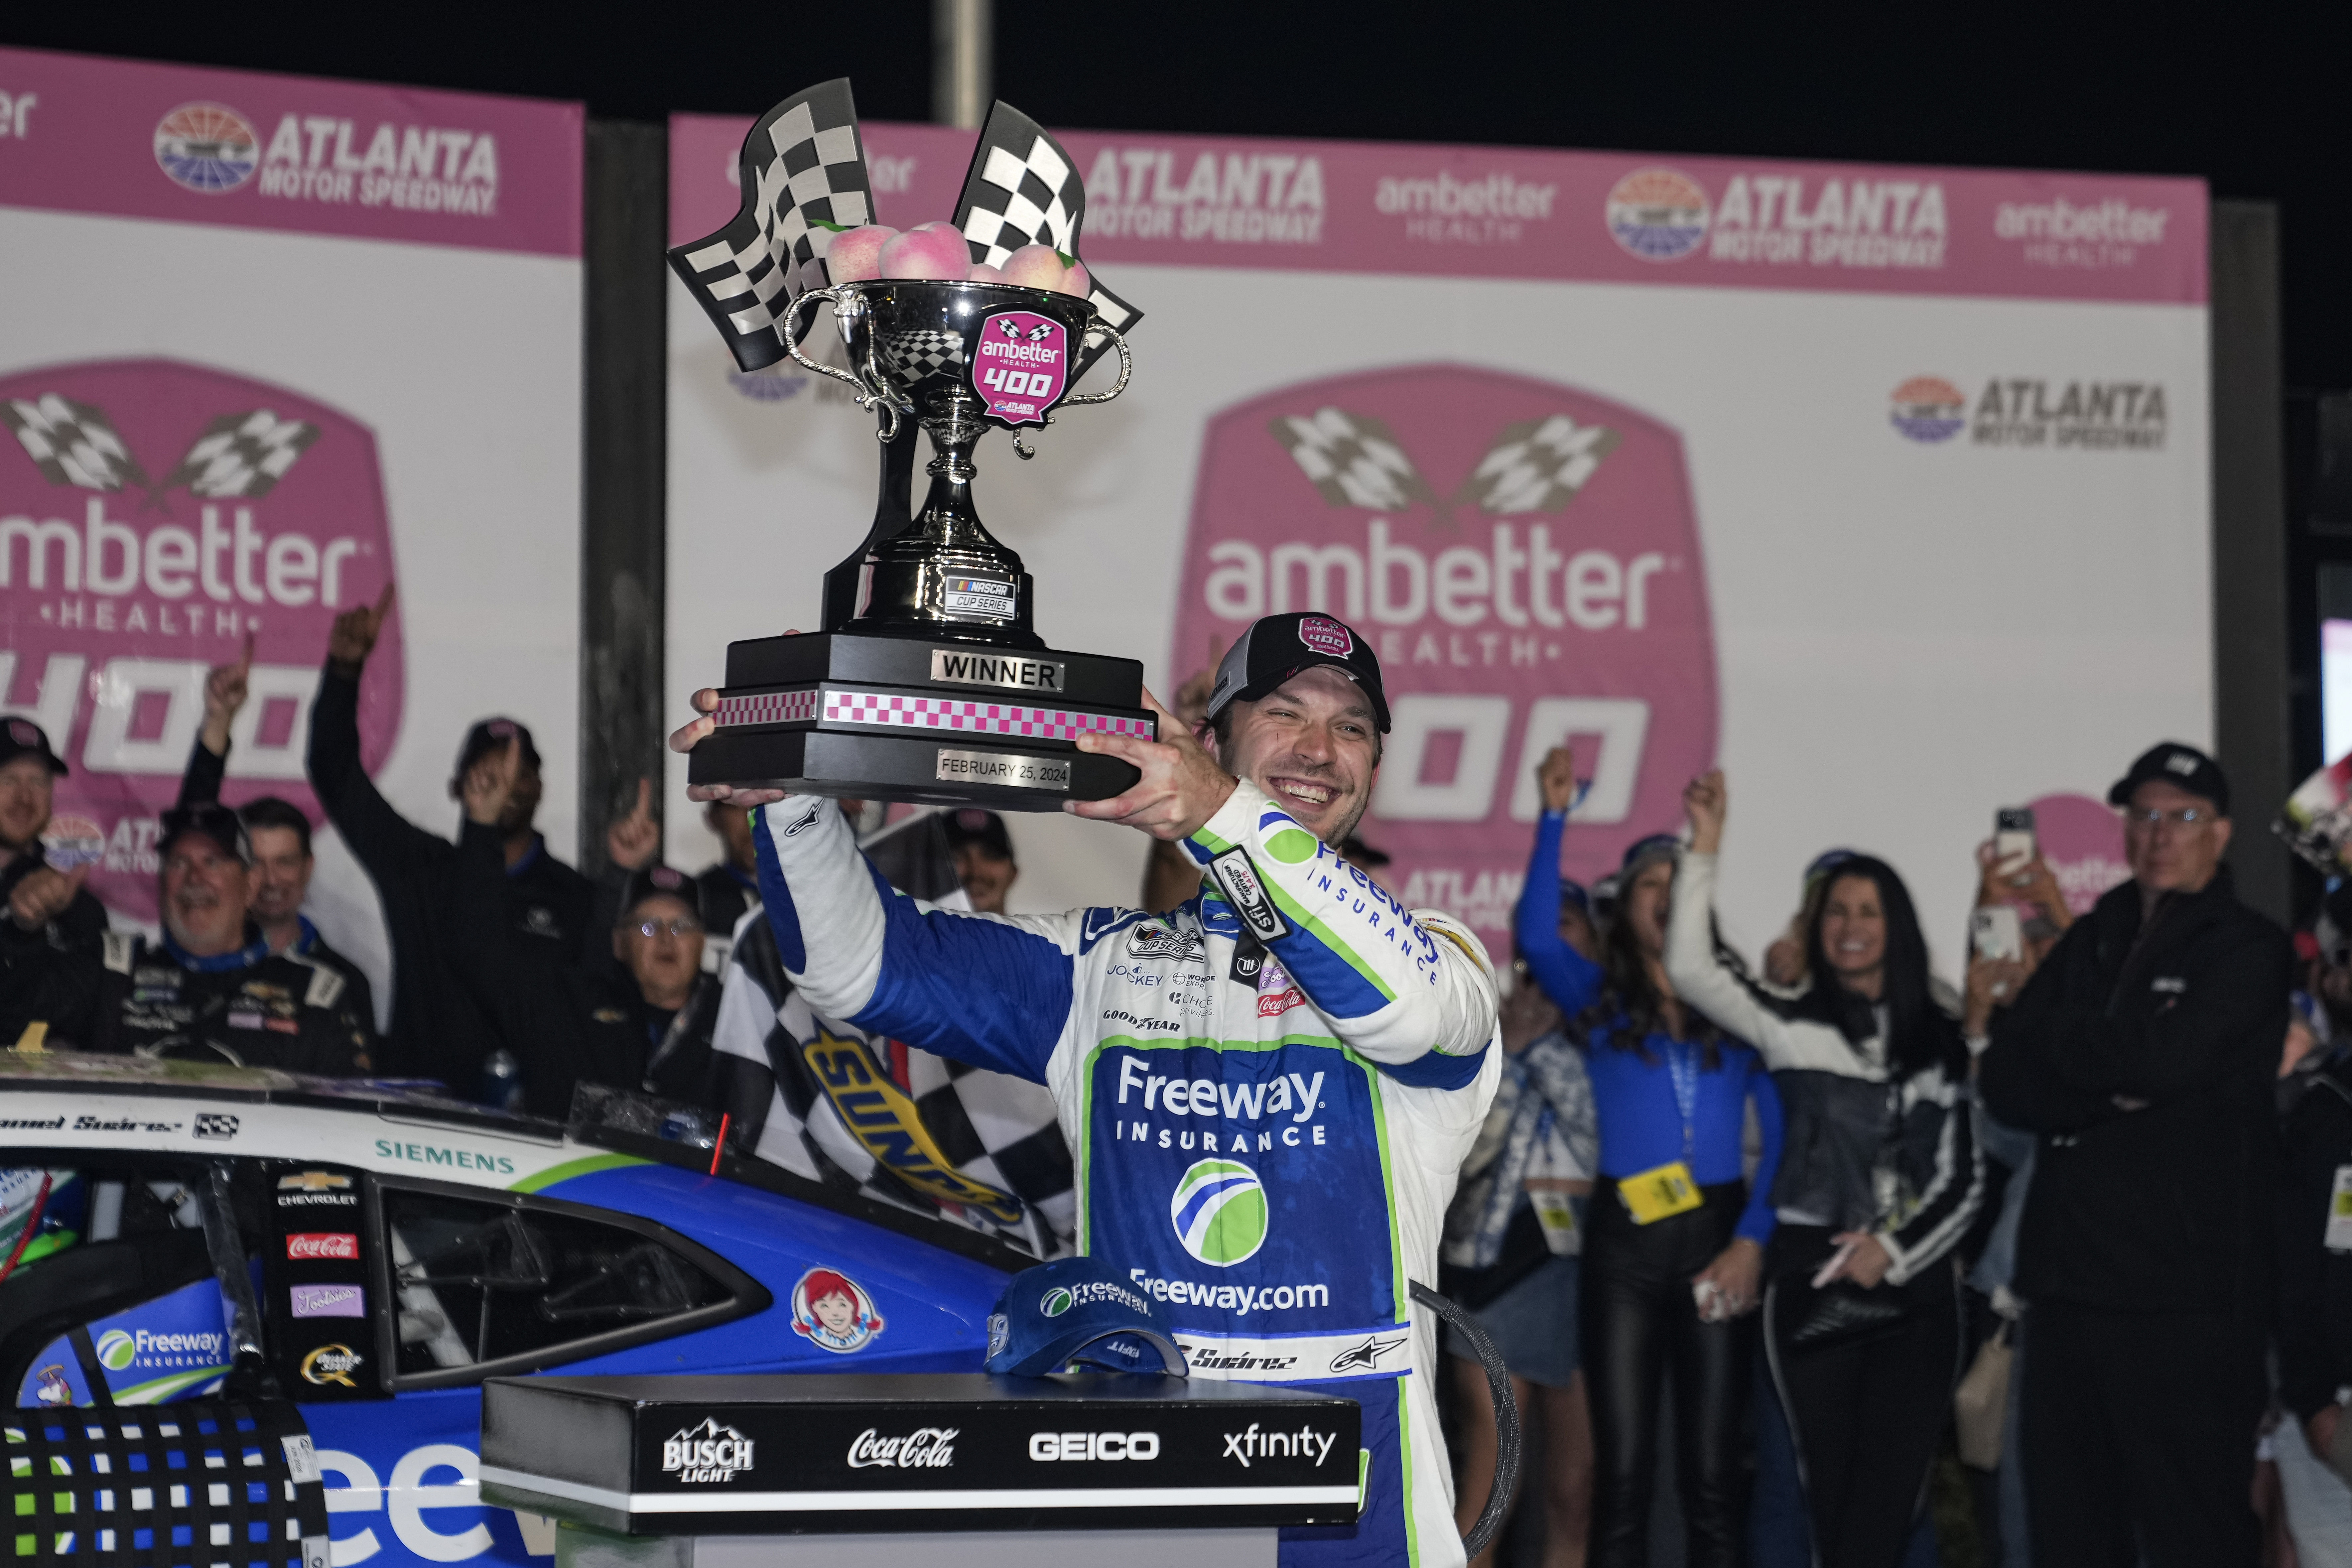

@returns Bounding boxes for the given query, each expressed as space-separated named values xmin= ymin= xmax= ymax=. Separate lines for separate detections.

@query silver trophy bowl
xmin=781 ymin=279 xmax=1132 ymax=650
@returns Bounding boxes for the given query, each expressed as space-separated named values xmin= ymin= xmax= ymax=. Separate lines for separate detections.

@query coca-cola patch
xmin=285 ymin=1232 xmax=359 ymax=1261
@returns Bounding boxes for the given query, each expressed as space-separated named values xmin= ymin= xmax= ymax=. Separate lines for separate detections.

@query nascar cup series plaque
xmin=670 ymin=81 xmax=1154 ymax=807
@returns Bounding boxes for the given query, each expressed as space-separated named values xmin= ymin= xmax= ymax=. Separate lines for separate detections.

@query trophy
xmin=669 ymin=81 xmax=1155 ymax=806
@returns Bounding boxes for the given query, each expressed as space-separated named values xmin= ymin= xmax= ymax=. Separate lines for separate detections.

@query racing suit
xmin=754 ymin=781 xmax=1501 ymax=1567
xmin=88 ymin=929 xmax=374 ymax=1074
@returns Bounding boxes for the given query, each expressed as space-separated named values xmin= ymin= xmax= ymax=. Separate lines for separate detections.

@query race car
xmin=0 ymin=1052 xmax=1023 ymax=1568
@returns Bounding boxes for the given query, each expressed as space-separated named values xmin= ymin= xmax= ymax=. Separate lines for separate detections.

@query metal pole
xmin=932 ymin=0 xmax=993 ymax=129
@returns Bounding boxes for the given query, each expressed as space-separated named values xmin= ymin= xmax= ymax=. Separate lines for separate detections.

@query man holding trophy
xmin=667 ymin=82 xmax=1501 ymax=1567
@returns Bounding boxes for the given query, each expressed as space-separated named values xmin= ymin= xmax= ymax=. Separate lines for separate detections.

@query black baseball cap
xmin=943 ymin=808 xmax=1014 ymax=861
xmin=2107 ymin=741 xmax=2229 ymax=815
xmin=454 ymin=717 xmax=541 ymax=779
xmin=617 ymin=863 xmax=700 ymax=925
xmin=158 ymin=802 xmax=250 ymax=866
xmin=0 ymin=719 xmax=66 ymax=777
xmin=1203 ymin=612 xmax=1390 ymax=733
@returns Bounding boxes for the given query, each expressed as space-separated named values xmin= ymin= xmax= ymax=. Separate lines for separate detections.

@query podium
xmin=477 ymin=1372 xmax=1362 ymax=1568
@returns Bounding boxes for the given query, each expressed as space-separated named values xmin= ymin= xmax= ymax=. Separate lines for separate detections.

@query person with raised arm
xmin=673 ymin=612 xmax=1500 ymax=1568
xmin=1664 ymin=770 xmax=1982 ymax=1568
xmin=1510 ymin=747 xmax=1781 ymax=1568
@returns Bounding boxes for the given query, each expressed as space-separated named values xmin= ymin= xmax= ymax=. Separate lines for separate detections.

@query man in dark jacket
xmin=91 ymin=803 xmax=373 ymax=1074
xmin=305 ymin=586 xmax=592 ymax=1089
xmin=2279 ymin=1029 xmax=2352 ymax=1493
xmin=1981 ymin=741 xmax=2291 ymax=1568
xmin=0 ymin=719 xmax=106 ymax=1047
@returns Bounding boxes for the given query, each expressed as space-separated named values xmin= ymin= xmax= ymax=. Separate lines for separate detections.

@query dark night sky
xmin=8 ymin=2 xmax=2346 ymax=391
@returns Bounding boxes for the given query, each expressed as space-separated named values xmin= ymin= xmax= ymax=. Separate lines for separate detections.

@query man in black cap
xmin=1981 ymin=741 xmax=2291 ymax=1568
xmin=0 ymin=717 xmax=108 ymax=1047
xmin=306 ymin=586 xmax=592 ymax=1088
xmin=88 ymin=803 xmax=373 ymax=1074
xmin=580 ymin=863 xmax=724 ymax=1107
xmin=943 ymin=809 xmax=1019 ymax=915
xmin=175 ymin=638 xmax=374 ymax=1028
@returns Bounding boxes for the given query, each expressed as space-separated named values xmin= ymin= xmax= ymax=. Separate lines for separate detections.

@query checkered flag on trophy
xmin=161 ymin=410 xmax=320 ymax=499
xmin=951 ymin=100 xmax=1142 ymax=381
xmin=1271 ymin=407 xmax=1436 ymax=511
xmin=669 ymin=78 xmax=874 ymax=372
xmin=1456 ymin=414 xmax=1622 ymax=514
xmin=0 ymin=393 xmax=147 ymax=491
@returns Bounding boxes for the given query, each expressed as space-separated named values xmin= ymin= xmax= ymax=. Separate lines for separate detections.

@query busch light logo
xmin=663 ymin=1418 xmax=755 ymax=1484
xmin=1171 ymin=1159 xmax=1268 ymax=1267
xmin=0 ymin=360 xmax=400 ymax=922
xmin=1173 ymin=365 xmax=1717 ymax=934
xmin=154 ymin=104 xmax=260 ymax=194
xmin=974 ymin=311 xmax=1068 ymax=426
xmin=1605 ymin=168 xmax=1710 ymax=261
xmin=1890 ymin=376 xmax=1966 ymax=443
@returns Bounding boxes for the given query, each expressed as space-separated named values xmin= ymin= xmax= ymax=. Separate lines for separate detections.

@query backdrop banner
xmin=666 ymin=115 xmax=2204 ymax=960
xmin=0 ymin=47 xmax=582 ymax=1008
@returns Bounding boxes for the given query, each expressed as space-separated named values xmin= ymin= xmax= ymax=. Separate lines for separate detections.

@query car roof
xmin=0 ymin=1052 xmax=1031 ymax=1272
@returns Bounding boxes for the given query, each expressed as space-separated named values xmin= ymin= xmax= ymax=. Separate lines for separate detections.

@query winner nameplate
xmin=670 ymin=83 xmax=1152 ymax=807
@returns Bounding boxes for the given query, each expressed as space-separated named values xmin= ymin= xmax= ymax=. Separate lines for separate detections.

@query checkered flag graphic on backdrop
xmin=0 ymin=393 xmax=147 ymax=491
xmin=161 ymin=410 xmax=320 ymax=498
xmin=1271 ymin=407 xmax=1436 ymax=510
xmin=1455 ymin=414 xmax=1622 ymax=514
xmin=951 ymin=100 xmax=1142 ymax=381
xmin=668 ymin=79 xmax=873 ymax=372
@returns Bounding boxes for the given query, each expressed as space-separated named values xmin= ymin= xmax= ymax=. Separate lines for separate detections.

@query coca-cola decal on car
xmin=284 ymin=1232 xmax=359 ymax=1261
xmin=846 ymin=1427 xmax=958 ymax=1469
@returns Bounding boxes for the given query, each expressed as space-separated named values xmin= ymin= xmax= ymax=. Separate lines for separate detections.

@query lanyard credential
xmin=1664 ymin=1040 xmax=1699 ymax=1162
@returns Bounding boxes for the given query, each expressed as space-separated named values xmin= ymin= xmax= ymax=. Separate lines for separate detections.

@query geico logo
xmin=1028 ymin=1431 xmax=1161 ymax=1462
xmin=0 ymin=501 xmax=366 ymax=607
xmin=1202 ymin=526 xmax=1666 ymax=633
xmin=315 ymin=1444 xmax=554 ymax=1563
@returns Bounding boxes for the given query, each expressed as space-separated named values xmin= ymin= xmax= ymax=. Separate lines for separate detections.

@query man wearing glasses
xmin=1981 ymin=742 xmax=2291 ymax=1568
xmin=587 ymin=864 xmax=723 ymax=1104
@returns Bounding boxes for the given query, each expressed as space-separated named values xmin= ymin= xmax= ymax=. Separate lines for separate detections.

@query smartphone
xmin=1994 ymin=807 xmax=2037 ymax=877
xmin=1972 ymin=904 xmax=2023 ymax=964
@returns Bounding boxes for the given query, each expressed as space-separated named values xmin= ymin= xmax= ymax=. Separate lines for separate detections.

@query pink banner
xmin=671 ymin=114 xmax=2203 ymax=305
xmin=0 ymin=46 xmax=580 ymax=257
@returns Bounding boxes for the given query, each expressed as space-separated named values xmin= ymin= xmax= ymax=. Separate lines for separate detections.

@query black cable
xmin=1410 ymin=1279 xmax=1520 ymax=1560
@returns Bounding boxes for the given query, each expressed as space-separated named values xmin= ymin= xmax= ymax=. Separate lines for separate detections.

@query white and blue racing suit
xmin=753 ymin=780 xmax=1501 ymax=1567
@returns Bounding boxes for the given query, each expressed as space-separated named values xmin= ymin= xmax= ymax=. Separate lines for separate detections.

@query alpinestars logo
xmin=1329 ymin=1335 xmax=1406 ymax=1373
xmin=663 ymin=1418 xmax=755 ymax=1484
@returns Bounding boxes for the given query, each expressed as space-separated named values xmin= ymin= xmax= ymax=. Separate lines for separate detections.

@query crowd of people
xmin=3 ymin=600 xmax=2350 ymax=1567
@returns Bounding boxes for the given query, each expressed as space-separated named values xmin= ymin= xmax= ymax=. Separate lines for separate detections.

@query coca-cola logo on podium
xmin=0 ymin=360 xmax=401 ymax=920
xmin=1172 ymin=365 xmax=1718 ymax=933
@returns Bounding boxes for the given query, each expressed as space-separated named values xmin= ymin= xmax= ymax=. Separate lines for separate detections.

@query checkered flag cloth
xmin=0 ymin=393 xmax=146 ymax=491
xmin=1455 ymin=414 xmax=1622 ymax=514
xmin=669 ymin=79 xmax=874 ymax=373
xmin=161 ymin=410 xmax=320 ymax=498
xmin=951 ymin=100 xmax=1142 ymax=382
xmin=709 ymin=813 xmax=1074 ymax=1258
xmin=1271 ymin=407 xmax=1435 ymax=510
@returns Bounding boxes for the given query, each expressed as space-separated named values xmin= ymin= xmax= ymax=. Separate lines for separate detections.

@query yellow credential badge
xmin=1617 ymin=1160 xmax=1703 ymax=1224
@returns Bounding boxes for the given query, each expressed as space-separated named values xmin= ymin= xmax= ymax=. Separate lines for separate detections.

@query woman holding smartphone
xmin=1514 ymin=749 xmax=1783 ymax=1568
xmin=1665 ymin=771 xmax=1984 ymax=1568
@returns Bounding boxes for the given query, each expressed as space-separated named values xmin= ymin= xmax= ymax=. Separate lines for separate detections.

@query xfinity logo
xmin=1028 ymin=1431 xmax=1161 ymax=1462
xmin=846 ymin=1427 xmax=957 ymax=1469
xmin=1222 ymin=1423 xmax=1338 ymax=1468
xmin=663 ymin=1419 xmax=755 ymax=1484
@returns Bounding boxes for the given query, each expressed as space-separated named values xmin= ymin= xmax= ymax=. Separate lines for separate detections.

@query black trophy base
xmin=690 ymin=629 xmax=1154 ymax=809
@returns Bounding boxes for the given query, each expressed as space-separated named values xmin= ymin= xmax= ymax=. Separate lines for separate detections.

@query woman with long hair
xmin=1666 ymin=771 xmax=1985 ymax=1568
xmin=1512 ymin=749 xmax=1782 ymax=1568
